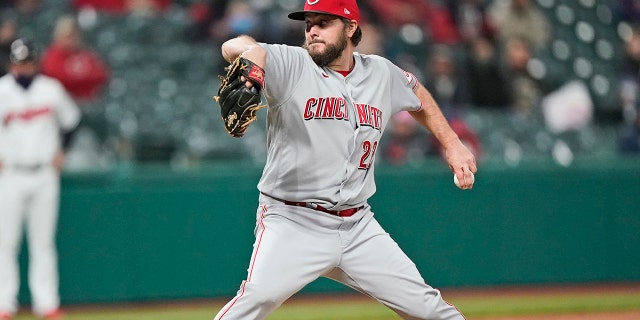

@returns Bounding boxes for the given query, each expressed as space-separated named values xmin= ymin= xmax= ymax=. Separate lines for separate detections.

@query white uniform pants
xmin=0 ymin=167 xmax=60 ymax=316
xmin=214 ymin=198 xmax=464 ymax=320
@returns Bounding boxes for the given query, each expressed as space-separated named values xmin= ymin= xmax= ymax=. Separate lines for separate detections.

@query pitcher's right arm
xmin=221 ymin=35 xmax=266 ymax=68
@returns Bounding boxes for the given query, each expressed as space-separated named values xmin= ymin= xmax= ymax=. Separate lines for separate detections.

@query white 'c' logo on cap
xmin=307 ymin=0 xmax=320 ymax=4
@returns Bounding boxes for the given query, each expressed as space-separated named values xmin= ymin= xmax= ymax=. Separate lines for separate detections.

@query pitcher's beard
xmin=303 ymin=33 xmax=348 ymax=67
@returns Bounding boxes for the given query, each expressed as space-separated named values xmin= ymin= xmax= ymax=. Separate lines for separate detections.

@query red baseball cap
xmin=288 ymin=0 xmax=360 ymax=23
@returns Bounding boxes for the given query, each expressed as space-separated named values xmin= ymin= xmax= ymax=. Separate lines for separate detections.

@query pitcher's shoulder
xmin=355 ymin=52 xmax=394 ymax=68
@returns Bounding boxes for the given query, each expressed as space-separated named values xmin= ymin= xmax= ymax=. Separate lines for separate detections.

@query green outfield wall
xmin=16 ymin=158 xmax=640 ymax=304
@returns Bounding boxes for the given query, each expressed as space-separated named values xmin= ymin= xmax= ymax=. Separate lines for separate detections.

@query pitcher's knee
xmin=242 ymin=282 xmax=290 ymax=310
xmin=399 ymin=293 xmax=465 ymax=320
xmin=215 ymin=282 xmax=290 ymax=320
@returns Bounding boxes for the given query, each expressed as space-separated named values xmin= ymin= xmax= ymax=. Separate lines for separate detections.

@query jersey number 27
xmin=359 ymin=140 xmax=378 ymax=170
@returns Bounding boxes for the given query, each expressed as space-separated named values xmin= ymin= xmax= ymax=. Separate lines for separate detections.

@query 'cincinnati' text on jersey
xmin=303 ymin=96 xmax=349 ymax=120
xmin=354 ymin=103 xmax=382 ymax=131
xmin=303 ymin=96 xmax=382 ymax=131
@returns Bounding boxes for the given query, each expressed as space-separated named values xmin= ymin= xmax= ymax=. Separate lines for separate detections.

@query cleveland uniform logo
xmin=3 ymin=106 xmax=53 ymax=126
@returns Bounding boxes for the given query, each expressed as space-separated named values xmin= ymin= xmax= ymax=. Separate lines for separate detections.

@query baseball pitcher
xmin=213 ymin=0 xmax=477 ymax=319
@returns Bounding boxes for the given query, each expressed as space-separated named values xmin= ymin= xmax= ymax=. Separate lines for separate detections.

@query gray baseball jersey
xmin=257 ymin=44 xmax=421 ymax=211
xmin=214 ymin=43 xmax=465 ymax=320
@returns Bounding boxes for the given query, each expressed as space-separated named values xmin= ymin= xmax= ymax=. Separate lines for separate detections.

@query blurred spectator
xmin=382 ymin=112 xmax=434 ymax=166
xmin=0 ymin=1 xmax=12 ymax=9
xmin=368 ymin=0 xmax=460 ymax=45
xmin=205 ymin=0 xmax=261 ymax=70
xmin=447 ymin=0 xmax=497 ymax=43
xmin=423 ymin=45 xmax=469 ymax=109
xmin=126 ymin=0 xmax=172 ymax=16
xmin=0 ymin=18 xmax=17 ymax=77
xmin=619 ymin=26 xmax=640 ymax=124
xmin=6 ymin=0 xmax=43 ymax=14
xmin=40 ymin=15 xmax=109 ymax=103
xmin=465 ymin=36 xmax=510 ymax=108
xmin=615 ymin=0 xmax=640 ymax=23
xmin=430 ymin=111 xmax=483 ymax=161
xmin=72 ymin=0 xmax=127 ymax=13
xmin=488 ymin=0 xmax=550 ymax=49
xmin=368 ymin=0 xmax=428 ymax=28
xmin=618 ymin=111 xmax=640 ymax=153
xmin=71 ymin=0 xmax=171 ymax=15
xmin=356 ymin=22 xmax=384 ymax=55
xmin=502 ymin=36 xmax=544 ymax=115
xmin=210 ymin=1 xmax=261 ymax=44
xmin=185 ymin=0 xmax=229 ymax=43
xmin=383 ymin=109 xmax=482 ymax=166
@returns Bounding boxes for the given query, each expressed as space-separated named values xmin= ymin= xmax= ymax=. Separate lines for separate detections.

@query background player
xmin=213 ymin=0 xmax=477 ymax=319
xmin=0 ymin=38 xmax=80 ymax=320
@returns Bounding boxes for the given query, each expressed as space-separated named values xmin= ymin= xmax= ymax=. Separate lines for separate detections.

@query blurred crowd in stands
xmin=1 ymin=0 xmax=639 ymax=171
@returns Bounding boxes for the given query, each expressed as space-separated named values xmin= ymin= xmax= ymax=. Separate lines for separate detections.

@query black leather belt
xmin=283 ymin=200 xmax=362 ymax=217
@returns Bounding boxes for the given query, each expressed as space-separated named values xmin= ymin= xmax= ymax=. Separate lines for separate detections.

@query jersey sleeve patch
xmin=402 ymin=70 xmax=419 ymax=92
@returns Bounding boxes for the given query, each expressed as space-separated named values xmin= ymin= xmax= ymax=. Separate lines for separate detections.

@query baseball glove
xmin=214 ymin=57 xmax=266 ymax=138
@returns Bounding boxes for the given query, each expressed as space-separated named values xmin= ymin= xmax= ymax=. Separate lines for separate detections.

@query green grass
xmin=12 ymin=290 xmax=640 ymax=319
xmin=450 ymin=291 xmax=640 ymax=318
